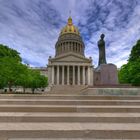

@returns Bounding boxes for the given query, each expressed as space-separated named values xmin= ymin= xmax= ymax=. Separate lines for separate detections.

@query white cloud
xmin=0 ymin=0 xmax=139 ymax=68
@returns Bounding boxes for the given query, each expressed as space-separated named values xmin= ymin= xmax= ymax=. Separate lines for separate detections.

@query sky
xmin=0 ymin=0 xmax=140 ymax=68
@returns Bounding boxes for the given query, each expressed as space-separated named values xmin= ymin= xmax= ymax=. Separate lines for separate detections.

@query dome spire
xmin=68 ymin=10 xmax=72 ymax=25
xmin=68 ymin=16 xmax=73 ymax=25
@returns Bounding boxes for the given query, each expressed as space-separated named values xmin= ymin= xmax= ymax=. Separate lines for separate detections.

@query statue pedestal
xmin=94 ymin=64 xmax=118 ymax=86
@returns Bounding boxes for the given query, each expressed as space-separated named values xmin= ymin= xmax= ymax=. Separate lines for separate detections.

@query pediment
xmin=51 ymin=53 xmax=91 ymax=63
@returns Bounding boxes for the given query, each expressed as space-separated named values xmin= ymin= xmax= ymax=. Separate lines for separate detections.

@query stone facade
xmin=32 ymin=67 xmax=48 ymax=77
xmin=47 ymin=17 xmax=94 ymax=86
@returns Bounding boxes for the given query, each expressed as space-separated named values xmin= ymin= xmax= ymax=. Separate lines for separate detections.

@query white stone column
xmin=73 ymin=66 xmax=75 ymax=85
xmin=52 ymin=66 xmax=54 ymax=85
xmin=57 ymin=65 xmax=59 ymax=85
xmin=62 ymin=66 xmax=64 ymax=85
xmin=78 ymin=66 xmax=80 ymax=85
xmin=67 ymin=66 xmax=69 ymax=85
xmin=88 ymin=66 xmax=90 ymax=85
xmin=83 ymin=66 xmax=85 ymax=85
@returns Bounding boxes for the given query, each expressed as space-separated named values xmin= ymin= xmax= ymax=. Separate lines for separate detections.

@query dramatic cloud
xmin=0 ymin=0 xmax=140 ymax=67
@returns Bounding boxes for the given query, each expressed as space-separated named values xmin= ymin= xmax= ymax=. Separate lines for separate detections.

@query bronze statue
xmin=98 ymin=34 xmax=107 ymax=66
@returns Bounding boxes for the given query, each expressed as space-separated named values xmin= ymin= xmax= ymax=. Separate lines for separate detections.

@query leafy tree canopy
xmin=0 ymin=44 xmax=48 ymax=91
xmin=119 ymin=40 xmax=140 ymax=86
xmin=0 ymin=57 xmax=26 ymax=90
xmin=0 ymin=44 xmax=21 ymax=62
xmin=128 ymin=40 xmax=140 ymax=62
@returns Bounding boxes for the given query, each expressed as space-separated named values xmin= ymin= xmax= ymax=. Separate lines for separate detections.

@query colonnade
xmin=51 ymin=65 xmax=91 ymax=85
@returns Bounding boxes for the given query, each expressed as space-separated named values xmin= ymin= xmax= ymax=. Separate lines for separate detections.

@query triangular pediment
xmin=51 ymin=53 xmax=91 ymax=63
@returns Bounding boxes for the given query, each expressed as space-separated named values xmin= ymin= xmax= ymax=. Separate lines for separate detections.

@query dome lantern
xmin=60 ymin=17 xmax=80 ymax=36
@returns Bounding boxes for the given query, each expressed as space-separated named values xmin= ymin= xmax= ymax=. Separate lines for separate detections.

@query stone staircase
xmin=0 ymin=94 xmax=140 ymax=139
xmin=49 ymin=85 xmax=88 ymax=94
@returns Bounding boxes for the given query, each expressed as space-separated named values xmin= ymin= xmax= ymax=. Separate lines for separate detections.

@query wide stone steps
xmin=1 ymin=94 xmax=140 ymax=100
xmin=0 ymin=105 xmax=140 ymax=113
xmin=0 ymin=112 xmax=140 ymax=123
xmin=0 ymin=123 xmax=140 ymax=139
xmin=1 ymin=99 xmax=140 ymax=105
xmin=9 ymin=139 xmax=139 ymax=140
xmin=8 ymin=139 xmax=140 ymax=140
xmin=0 ymin=94 xmax=140 ymax=139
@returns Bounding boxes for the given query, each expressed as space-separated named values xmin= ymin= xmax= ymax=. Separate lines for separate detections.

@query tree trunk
xmin=23 ymin=87 xmax=26 ymax=93
xmin=32 ymin=88 xmax=35 ymax=94
xmin=8 ymin=81 xmax=12 ymax=93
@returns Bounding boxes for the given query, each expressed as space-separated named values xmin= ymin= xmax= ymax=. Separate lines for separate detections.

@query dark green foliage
xmin=0 ymin=57 xmax=25 ymax=90
xmin=0 ymin=44 xmax=48 ymax=92
xmin=128 ymin=40 xmax=140 ymax=62
xmin=0 ymin=44 xmax=22 ymax=89
xmin=119 ymin=40 xmax=140 ymax=86
xmin=17 ymin=69 xmax=48 ymax=93
xmin=0 ymin=44 xmax=21 ymax=62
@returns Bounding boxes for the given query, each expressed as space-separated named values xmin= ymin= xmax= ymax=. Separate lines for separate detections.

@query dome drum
xmin=55 ymin=40 xmax=84 ymax=56
xmin=58 ymin=33 xmax=83 ymax=42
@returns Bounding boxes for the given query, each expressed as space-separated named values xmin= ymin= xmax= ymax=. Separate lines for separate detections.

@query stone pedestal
xmin=94 ymin=63 xmax=118 ymax=86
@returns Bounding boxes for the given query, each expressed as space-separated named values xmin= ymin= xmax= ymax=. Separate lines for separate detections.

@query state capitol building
xmin=47 ymin=17 xmax=93 ymax=86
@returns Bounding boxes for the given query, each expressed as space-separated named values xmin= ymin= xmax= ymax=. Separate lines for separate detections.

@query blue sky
xmin=0 ymin=0 xmax=140 ymax=68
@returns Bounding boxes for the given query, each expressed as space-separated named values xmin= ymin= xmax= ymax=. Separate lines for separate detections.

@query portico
xmin=51 ymin=65 xmax=92 ymax=85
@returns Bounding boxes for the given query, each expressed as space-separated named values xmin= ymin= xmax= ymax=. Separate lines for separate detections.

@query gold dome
xmin=60 ymin=17 xmax=80 ymax=36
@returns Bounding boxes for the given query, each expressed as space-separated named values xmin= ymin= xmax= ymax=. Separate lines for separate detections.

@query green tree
xmin=26 ymin=69 xmax=48 ymax=93
xmin=0 ymin=44 xmax=21 ymax=62
xmin=15 ymin=64 xmax=29 ymax=93
xmin=0 ymin=44 xmax=48 ymax=92
xmin=128 ymin=40 xmax=140 ymax=62
xmin=0 ymin=74 xmax=6 ymax=89
xmin=119 ymin=40 xmax=140 ymax=86
xmin=16 ymin=68 xmax=48 ymax=93
xmin=0 ymin=57 xmax=26 ymax=91
xmin=0 ymin=44 xmax=23 ymax=90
